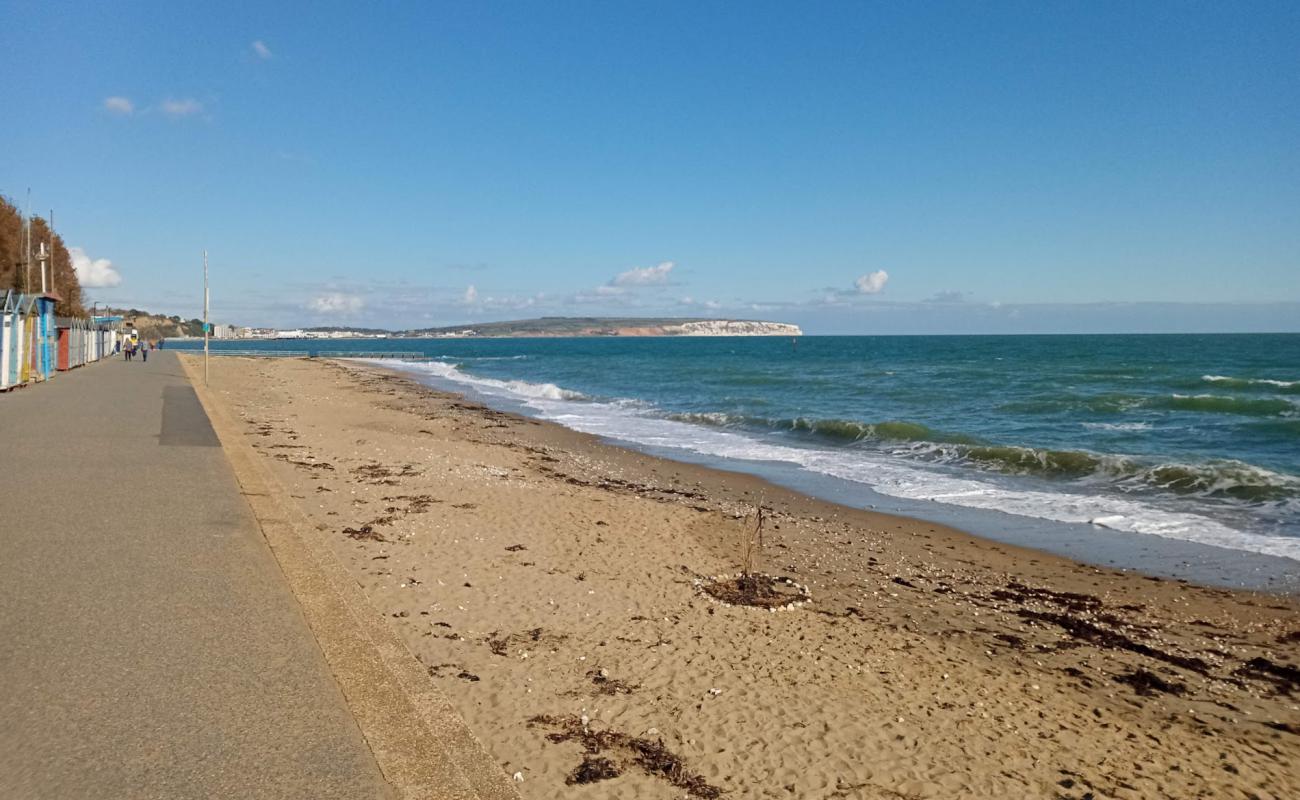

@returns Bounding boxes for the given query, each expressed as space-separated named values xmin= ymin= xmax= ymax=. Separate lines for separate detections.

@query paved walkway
xmin=0 ymin=353 xmax=394 ymax=799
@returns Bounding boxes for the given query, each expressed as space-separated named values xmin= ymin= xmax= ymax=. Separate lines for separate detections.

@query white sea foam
xmin=380 ymin=360 xmax=1300 ymax=562
xmin=1203 ymin=374 xmax=1298 ymax=389
xmin=1081 ymin=422 xmax=1153 ymax=432
xmin=395 ymin=359 xmax=584 ymax=401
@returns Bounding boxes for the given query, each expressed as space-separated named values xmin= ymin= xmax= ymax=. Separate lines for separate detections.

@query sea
xmin=175 ymin=334 xmax=1300 ymax=589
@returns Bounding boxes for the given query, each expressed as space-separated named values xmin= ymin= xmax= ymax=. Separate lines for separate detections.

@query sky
xmin=2 ymin=0 xmax=1298 ymax=334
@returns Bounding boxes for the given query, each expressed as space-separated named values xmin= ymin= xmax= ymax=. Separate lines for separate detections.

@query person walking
xmin=141 ymin=342 xmax=148 ymax=363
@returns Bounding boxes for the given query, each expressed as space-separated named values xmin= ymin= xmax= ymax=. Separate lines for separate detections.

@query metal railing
xmin=316 ymin=351 xmax=426 ymax=360
xmin=196 ymin=349 xmax=312 ymax=358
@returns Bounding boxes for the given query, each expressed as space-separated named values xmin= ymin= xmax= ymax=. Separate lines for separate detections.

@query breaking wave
xmin=665 ymin=412 xmax=1299 ymax=502
xmin=1161 ymin=394 xmax=1295 ymax=416
xmin=1201 ymin=374 xmax=1300 ymax=393
xmin=1003 ymin=392 xmax=1295 ymax=417
xmin=380 ymin=359 xmax=584 ymax=401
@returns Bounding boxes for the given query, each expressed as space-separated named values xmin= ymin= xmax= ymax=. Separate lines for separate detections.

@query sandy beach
xmin=189 ymin=355 xmax=1299 ymax=799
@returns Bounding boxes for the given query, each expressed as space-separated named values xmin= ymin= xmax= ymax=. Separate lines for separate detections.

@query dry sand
xmin=195 ymin=355 xmax=1299 ymax=799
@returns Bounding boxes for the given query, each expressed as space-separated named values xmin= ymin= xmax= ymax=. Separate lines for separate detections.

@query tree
xmin=0 ymin=195 xmax=87 ymax=316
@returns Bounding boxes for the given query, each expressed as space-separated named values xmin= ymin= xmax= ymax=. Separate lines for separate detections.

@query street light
xmin=203 ymin=250 xmax=209 ymax=385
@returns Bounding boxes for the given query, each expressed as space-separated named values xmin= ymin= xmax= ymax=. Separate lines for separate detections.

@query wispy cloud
xmin=251 ymin=40 xmax=273 ymax=60
xmin=925 ymin=290 xmax=967 ymax=303
xmin=853 ymin=270 xmax=889 ymax=294
xmin=679 ymin=296 xmax=721 ymax=310
xmin=612 ymin=261 xmax=675 ymax=287
xmin=103 ymin=96 xmax=134 ymax=115
xmin=70 ymin=247 xmax=123 ymax=288
xmin=462 ymin=285 xmax=479 ymax=305
xmin=307 ymin=292 xmax=364 ymax=313
xmin=161 ymin=98 xmax=204 ymax=118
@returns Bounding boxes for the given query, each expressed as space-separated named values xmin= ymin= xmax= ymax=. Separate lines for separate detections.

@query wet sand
xmin=195 ymin=355 xmax=1299 ymax=799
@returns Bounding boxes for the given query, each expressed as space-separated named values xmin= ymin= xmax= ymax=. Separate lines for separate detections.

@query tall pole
xmin=23 ymin=189 xmax=31 ymax=292
xmin=203 ymin=250 xmax=209 ymax=385
xmin=48 ymin=210 xmax=55 ymax=299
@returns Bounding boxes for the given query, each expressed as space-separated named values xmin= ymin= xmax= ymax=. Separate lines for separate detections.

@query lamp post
xmin=203 ymin=250 xmax=209 ymax=385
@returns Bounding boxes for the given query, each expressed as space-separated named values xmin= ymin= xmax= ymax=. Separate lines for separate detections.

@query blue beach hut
xmin=34 ymin=293 xmax=58 ymax=381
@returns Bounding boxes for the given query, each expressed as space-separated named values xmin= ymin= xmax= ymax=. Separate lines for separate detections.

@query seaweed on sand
xmin=567 ymin=756 xmax=621 ymax=785
xmin=587 ymin=668 xmax=638 ymax=695
xmin=1016 ymin=609 xmax=1210 ymax=675
xmin=991 ymin=582 xmax=1102 ymax=612
xmin=1113 ymin=668 xmax=1187 ymax=697
xmin=703 ymin=573 xmax=806 ymax=609
xmin=343 ymin=524 xmax=386 ymax=542
xmin=1235 ymin=657 xmax=1300 ymax=696
xmin=529 ymin=714 xmax=723 ymax=798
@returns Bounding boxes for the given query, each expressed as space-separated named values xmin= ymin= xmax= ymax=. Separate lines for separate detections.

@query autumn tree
xmin=0 ymin=194 xmax=87 ymax=316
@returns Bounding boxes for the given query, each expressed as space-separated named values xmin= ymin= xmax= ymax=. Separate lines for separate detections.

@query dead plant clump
xmin=700 ymin=504 xmax=811 ymax=611
xmin=529 ymin=714 xmax=723 ymax=798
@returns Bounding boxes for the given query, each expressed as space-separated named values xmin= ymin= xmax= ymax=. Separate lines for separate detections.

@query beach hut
xmin=34 ymin=294 xmax=58 ymax=380
xmin=57 ymin=318 xmax=87 ymax=371
xmin=2 ymin=291 xmax=72 ymax=389
xmin=92 ymin=315 xmax=123 ymax=362
xmin=1 ymin=290 xmax=21 ymax=390
xmin=7 ymin=293 xmax=36 ymax=387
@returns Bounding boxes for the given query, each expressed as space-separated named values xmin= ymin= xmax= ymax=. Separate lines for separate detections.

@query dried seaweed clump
xmin=567 ymin=755 xmax=621 ymax=785
xmin=529 ymin=714 xmax=723 ymax=798
xmin=343 ymin=524 xmax=386 ymax=542
xmin=1113 ymin=668 xmax=1187 ymax=697
xmin=700 ymin=573 xmax=810 ymax=611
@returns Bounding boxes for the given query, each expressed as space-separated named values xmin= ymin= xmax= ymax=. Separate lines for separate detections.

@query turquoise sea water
xmin=177 ymin=334 xmax=1300 ymax=564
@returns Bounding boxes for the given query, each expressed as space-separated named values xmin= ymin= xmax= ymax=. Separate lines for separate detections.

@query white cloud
xmin=463 ymin=285 xmax=479 ymax=304
xmin=70 ymin=247 xmax=123 ymax=288
xmin=612 ymin=261 xmax=674 ymax=287
xmin=308 ymin=292 xmax=364 ymax=313
xmin=103 ymin=96 xmax=134 ymax=115
xmin=251 ymin=40 xmax=272 ymax=59
xmin=161 ymin=98 xmax=204 ymax=117
xmin=679 ymin=296 xmax=721 ymax=310
xmin=854 ymin=270 xmax=889 ymax=294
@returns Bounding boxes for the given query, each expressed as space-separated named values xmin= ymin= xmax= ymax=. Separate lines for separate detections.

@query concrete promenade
xmin=0 ymin=352 xmax=394 ymax=798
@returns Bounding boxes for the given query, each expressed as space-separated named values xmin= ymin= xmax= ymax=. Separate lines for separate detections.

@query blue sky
xmin=3 ymin=1 xmax=1298 ymax=333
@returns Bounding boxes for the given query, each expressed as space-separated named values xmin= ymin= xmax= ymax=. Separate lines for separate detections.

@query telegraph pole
xmin=203 ymin=250 xmax=210 ymax=385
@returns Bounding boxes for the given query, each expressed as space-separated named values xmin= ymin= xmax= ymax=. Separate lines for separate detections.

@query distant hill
xmin=404 ymin=317 xmax=803 ymax=338
xmin=101 ymin=308 xmax=205 ymax=341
